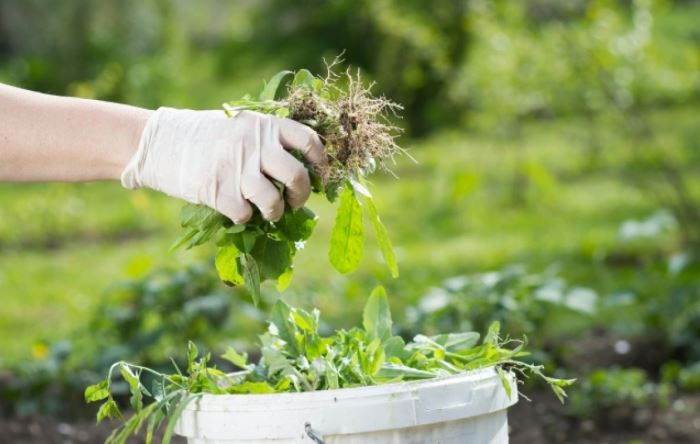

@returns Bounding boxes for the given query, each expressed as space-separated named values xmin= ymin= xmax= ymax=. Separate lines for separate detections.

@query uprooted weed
xmin=177 ymin=61 xmax=406 ymax=302
xmin=283 ymin=64 xmax=407 ymax=185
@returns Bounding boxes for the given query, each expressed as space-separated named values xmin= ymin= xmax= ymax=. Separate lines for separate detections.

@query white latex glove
xmin=121 ymin=107 xmax=326 ymax=223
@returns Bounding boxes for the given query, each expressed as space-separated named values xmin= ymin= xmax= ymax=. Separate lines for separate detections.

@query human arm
xmin=0 ymin=83 xmax=326 ymax=222
xmin=0 ymin=82 xmax=150 ymax=182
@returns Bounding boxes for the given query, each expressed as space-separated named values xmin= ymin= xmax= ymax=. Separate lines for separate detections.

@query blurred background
xmin=0 ymin=0 xmax=698 ymax=442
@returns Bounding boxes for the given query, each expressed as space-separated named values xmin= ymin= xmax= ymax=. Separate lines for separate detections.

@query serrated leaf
xmin=291 ymin=309 xmax=316 ymax=333
xmin=96 ymin=398 xmax=122 ymax=423
xmin=325 ymin=357 xmax=340 ymax=389
xmin=365 ymin=197 xmax=399 ymax=278
xmin=270 ymin=299 xmax=300 ymax=356
xmin=363 ymin=286 xmax=392 ymax=342
xmin=119 ymin=364 xmax=139 ymax=389
xmin=221 ymin=347 xmax=249 ymax=369
xmin=329 ymin=185 xmax=364 ymax=273
xmin=484 ymin=321 xmax=501 ymax=346
xmin=187 ymin=341 xmax=198 ymax=370
xmin=215 ymin=245 xmax=244 ymax=286
xmin=259 ymin=70 xmax=293 ymax=101
xmin=84 ymin=380 xmax=109 ymax=403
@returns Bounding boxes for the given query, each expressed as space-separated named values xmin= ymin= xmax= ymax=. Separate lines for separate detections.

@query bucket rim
xmin=185 ymin=366 xmax=504 ymax=409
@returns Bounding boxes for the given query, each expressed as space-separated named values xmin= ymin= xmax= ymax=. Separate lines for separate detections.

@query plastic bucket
xmin=175 ymin=367 xmax=518 ymax=443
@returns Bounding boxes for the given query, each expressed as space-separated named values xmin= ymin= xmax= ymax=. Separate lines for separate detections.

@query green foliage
xmin=662 ymin=361 xmax=700 ymax=393
xmin=87 ymin=287 xmax=573 ymax=443
xmin=172 ymin=67 xmax=401 ymax=302
xmin=569 ymin=367 xmax=671 ymax=418
xmin=0 ymin=263 xmax=261 ymax=416
xmin=328 ymin=186 xmax=365 ymax=273
xmin=402 ymin=265 xmax=598 ymax=356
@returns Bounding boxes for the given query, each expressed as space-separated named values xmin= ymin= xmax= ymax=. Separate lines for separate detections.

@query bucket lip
xmin=185 ymin=366 xmax=500 ymax=410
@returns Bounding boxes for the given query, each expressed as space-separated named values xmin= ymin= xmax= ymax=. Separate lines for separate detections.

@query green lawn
xmin=0 ymin=106 xmax=694 ymax=365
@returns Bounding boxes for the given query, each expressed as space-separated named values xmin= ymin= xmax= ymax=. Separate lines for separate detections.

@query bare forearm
xmin=0 ymin=83 xmax=152 ymax=182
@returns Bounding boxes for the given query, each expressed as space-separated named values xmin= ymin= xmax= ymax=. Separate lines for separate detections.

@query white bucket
xmin=175 ymin=367 xmax=518 ymax=444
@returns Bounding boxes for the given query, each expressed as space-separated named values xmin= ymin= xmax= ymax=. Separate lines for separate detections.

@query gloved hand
xmin=121 ymin=107 xmax=326 ymax=223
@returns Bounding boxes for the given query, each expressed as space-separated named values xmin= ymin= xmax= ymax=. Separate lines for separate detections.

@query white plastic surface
xmin=175 ymin=367 xmax=518 ymax=443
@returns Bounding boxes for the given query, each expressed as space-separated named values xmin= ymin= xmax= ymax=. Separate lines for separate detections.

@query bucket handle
xmin=305 ymin=422 xmax=326 ymax=444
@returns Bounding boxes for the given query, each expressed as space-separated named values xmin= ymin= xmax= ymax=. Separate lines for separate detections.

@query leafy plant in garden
xmin=403 ymin=265 xmax=597 ymax=346
xmin=569 ymin=367 xmax=671 ymax=419
xmin=1 ymin=264 xmax=253 ymax=417
xmin=172 ymin=61 xmax=404 ymax=304
xmin=86 ymin=287 xmax=574 ymax=444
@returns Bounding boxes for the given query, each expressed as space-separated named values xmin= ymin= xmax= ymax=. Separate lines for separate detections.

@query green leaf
xmin=432 ymin=332 xmax=480 ymax=352
xmin=365 ymin=197 xmax=399 ymax=278
xmin=179 ymin=203 xmax=212 ymax=227
xmin=275 ymin=207 xmax=318 ymax=242
xmin=96 ymin=398 xmax=122 ymax=423
xmin=168 ymin=228 xmax=197 ymax=252
xmin=291 ymin=309 xmax=317 ymax=333
xmin=249 ymin=237 xmax=293 ymax=281
xmin=151 ymin=379 xmax=165 ymax=402
xmin=145 ymin=406 xmax=165 ymax=444
xmin=241 ymin=230 xmax=259 ymax=253
xmin=226 ymin=381 xmax=276 ymax=394
xmin=363 ymin=286 xmax=392 ymax=342
xmin=484 ymin=321 xmax=501 ymax=346
xmin=329 ymin=185 xmax=364 ymax=273
xmin=119 ymin=364 xmax=139 ymax=388
xmin=270 ymin=299 xmax=300 ymax=356
xmin=187 ymin=341 xmax=198 ymax=370
xmin=225 ymin=224 xmax=246 ymax=234
xmin=162 ymin=394 xmax=196 ymax=444
xmin=366 ymin=338 xmax=386 ymax=376
xmin=325 ymin=356 xmax=340 ymax=389
xmin=377 ymin=363 xmax=436 ymax=380
xmin=221 ymin=347 xmax=249 ymax=369
xmin=259 ymin=70 xmax=293 ymax=101
xmin=276 ymin=268 xmax=294 ymax=292
xmin=292 ymin=69 xmax=315 ymax=89
xmin=215 ymin=245 xmax=244 ymax=286
xmin=383 ymin=336 xmax=406 ymax=359
xmin=84 ymin=380 xmax=109 ymax=403
xmin=496 ymin=366 xmax=512 ymax=399
xmin=241 ymin=253 xmax=261 ymax=306
xmin=311 ymin=78 xmax=325 ymax=91
xmin=119 ymin=364 xmax=144 ymax=412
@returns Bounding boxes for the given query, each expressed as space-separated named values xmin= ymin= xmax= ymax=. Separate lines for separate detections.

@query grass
xmin=0 ymin=105 xmax=695 ymax=365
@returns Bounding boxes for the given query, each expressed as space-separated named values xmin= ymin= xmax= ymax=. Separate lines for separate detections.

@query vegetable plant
xmin=86 ymin=287 xmax=574 ymax=444
xmin=172 ymin=60 xmax=405 ymax=304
